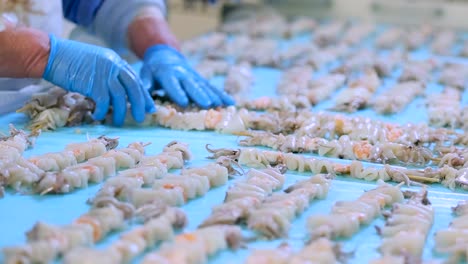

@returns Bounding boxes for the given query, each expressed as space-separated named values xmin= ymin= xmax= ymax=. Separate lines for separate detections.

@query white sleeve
xmin=87 ymin=0 xmax=167 ymax=54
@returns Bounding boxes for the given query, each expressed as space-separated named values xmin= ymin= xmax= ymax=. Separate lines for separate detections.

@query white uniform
xmin=0 ymin=0 xmax=63 ymax=114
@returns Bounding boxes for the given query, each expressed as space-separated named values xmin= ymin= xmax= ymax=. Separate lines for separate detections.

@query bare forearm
xmin=127 ymin=6 xmax=180 ymax=58
xmin=0 ymin=27 xmax=50 ymax=78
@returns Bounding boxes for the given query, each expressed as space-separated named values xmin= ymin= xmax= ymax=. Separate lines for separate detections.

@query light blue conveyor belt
xmin=0 ymin=29 xmax=468 ymax=263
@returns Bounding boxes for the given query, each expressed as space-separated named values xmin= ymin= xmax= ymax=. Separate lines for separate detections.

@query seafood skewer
xmin=237 ymin=38 xmax=278 ymax=66
xmin=332 ymin=69 xmax=381 ymax=112
xmin=28 ymin=135 xmax=119 ymax=171
xmin=404 ymin=25 xmax=433 ymax=50
xmin=0 ymin=125 xmax=40 ymax=196
xmin=431 ymin=30 xmax=456 ymax=55
xmin=247 ymin=174 xmax=331 ymax=239
xmin=141 ymin=225 xmax=243 ymax=264
xmin=199 ymin=166 xmax=286 ymax=227
xmin=224 ymin=62 xmax=254 ymax=99
xmin=34 ymin=141 xmax=146 ymax=195
xmin=2 ymin=204 xmax=129 ymax=264
xmin=181 ymin=32 xmax=226 ymax=56
xmin=375 ymin=28 xmax=403 ymax=49
xmin=245 ymin=238 xmax=347 ymax=264
xmin=426 ymin=87 xmax=463 ymax=129
xmin=373 ymin=188 xmax=434 ymax=262
xmin=314 ymin=20 xmax=347 ymax=47
xmin=195 ymin=59 xmax=230 ymax=79
xmin=62 ymin=205 xmax=187 ymax=264
xmin=372 ymin=81 xmax=425 ymax=114
xmin=438 ymin=63 xmax=468 ymax=90
xmin=3 ymin=135 xmax=118 ymax=192
xmin=89 ymin=141 xmax=192 ymax=207
xmin=399 ymin=59 xmax=437 ymax=83
xmin=227 ymin=147 xmax=467 ymax=189
xmin=434 ymin=200 xmax=468 ymax=263
xmin=284 ymin=17 xmax=317 ymax=38
xmin=238 ymin=131 xmax=434 ymax=167
xmin=307 ymin=182 xmax=404 ymax=239
xmin=342 ymin=23 xmax=375 ymax=45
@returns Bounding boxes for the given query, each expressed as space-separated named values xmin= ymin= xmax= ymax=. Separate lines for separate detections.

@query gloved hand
xmin=42 ymin=35 xmax=155 ymax=126
xmin=141 ymin=44 xmax=235 ymax=108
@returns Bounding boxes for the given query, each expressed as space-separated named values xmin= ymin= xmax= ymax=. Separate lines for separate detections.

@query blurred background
xmin=164 ymin=0 xmax=468 ymax=41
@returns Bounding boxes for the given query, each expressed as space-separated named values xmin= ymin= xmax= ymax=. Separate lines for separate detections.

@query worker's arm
xmin=63 ymin=0 xmax=235 ymax=108
xmin=0 ymin=17 xmax=49 ymax=78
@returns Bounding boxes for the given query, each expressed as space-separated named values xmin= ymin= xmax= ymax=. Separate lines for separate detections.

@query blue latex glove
xmin=141 ymin=44 xmax=235 ymax=108
xmin=42 ymin=35 xmax=156 ymax=126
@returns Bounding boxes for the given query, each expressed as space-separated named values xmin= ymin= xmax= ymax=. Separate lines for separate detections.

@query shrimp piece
xmin=353 ymin=141 xmax=372 ymax=160
xmin=204 ymin=109 xmax=222 ymax=129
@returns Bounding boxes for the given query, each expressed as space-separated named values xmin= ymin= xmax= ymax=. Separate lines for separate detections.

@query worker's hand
xmin=42 ymin=35 xmax=156 ymax=126
xmin=141 ymin=44 xmax=235 ymax=108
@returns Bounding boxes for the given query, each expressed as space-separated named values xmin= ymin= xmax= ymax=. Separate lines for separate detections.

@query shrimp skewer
xmin=434 ymin=200 xmax=468 ymax=263
xmin=373 ymin=81 xmax=425 ymax=114
xmin=427 ymin=87 xmax=463 ymax=129
xmin=373 ymin=188 xmax=434 ymax=262
xmin=332 ymin=69 xmax=381 ymax=112
xmin=375 ymin=28 xmax=403 ymax=49
xmin=245 ymin=238 xmax=347 ymax=264
xmin=399 ymin=59 xmax=437 ymax=83
xmin=438 ymin=63 xmax=468 ymax=90
xmin=229 ymin=147 xmax=468 ymax=188
xmin=431 ymin=30 xmax=456 ymax=55
xmin=238 ymin=131 xmax=434 ymax=167
xmin=224 ymin=62 xmax=254 ymax=99
xmin=34 ymin=141 xmax=146 ymax=194
xmin=199 ymin=166 xmax=286 ymax=227
xmin=314 ymin=20 xmax=347 ymax=47
xmin=89 ymin=141 xmax=191 ymax=206
xmin=247 ymin=174 xmax=331 ymax=239
xmin=284 ymin=17 xmax=317 ymax=38
xmin=195 ymin=59 xmax=229 ymax=79
xmin=2 ymin=205 xmax=128 ymax=264
xmin=307 ymin=182 xmax=404 ymax=239
xmin=27 ymin=136 xmax=119 ymax=172
xmin=141 ymin=225 xmax=243 ymax=264
xmin=62 ymin=206 xmax=187 ymax=264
